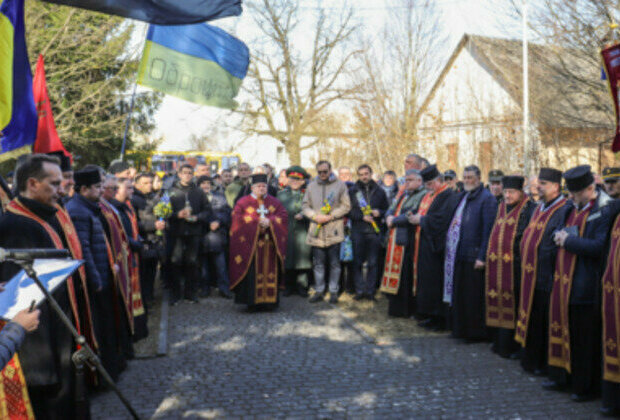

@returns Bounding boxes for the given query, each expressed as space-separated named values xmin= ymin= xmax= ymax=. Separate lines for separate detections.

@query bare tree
xmin=351 ymin=0 xmax=446 ymax=172
xmin=238 ymin=0 xmax=361 ymax=164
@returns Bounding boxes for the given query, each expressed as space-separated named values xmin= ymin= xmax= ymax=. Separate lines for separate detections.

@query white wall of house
xmin=417 ymin=45 xmax=525 ymax=175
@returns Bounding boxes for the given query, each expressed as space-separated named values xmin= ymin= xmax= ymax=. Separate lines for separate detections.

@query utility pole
xmin=522 ymin=0 xmax=532 ymax=177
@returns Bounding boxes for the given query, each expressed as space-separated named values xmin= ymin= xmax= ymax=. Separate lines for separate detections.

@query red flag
xmin=32 ymin=54 xmax=70 ymax=157
xmin=601 ymin=43 xmax=620 ymax=153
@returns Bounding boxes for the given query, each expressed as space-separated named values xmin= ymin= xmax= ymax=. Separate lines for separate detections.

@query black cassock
xmin=0 ymin=197 xmax=78 ymax=420
xmin=416 ymin=188 xmax=455 ymax=320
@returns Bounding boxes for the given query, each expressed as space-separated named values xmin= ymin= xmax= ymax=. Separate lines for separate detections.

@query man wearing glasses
xmin=302 ymin=161 xmax=351 ymax=303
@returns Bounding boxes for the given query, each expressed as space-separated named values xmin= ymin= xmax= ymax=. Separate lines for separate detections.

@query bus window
xmin=209 ymin=161 xmax=219 ymax=174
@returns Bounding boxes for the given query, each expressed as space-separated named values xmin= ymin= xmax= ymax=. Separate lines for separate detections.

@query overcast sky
xmin=145 ymin=0 xmax=522 ymax=151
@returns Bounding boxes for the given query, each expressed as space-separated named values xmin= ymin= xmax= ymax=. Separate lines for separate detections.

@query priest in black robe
xmin=0 ymin=154 xmax=80 ymax=419
xmin=408 ymin=164 xmax=456 ymax=331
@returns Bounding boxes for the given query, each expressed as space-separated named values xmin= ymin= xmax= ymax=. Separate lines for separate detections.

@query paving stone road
xmin=92 ymin=296 xmax=601 ymax=419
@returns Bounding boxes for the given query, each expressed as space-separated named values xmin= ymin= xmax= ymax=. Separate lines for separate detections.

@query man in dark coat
xmin=444 ymin=165 xmax=497 ymax=341
xmin=408 ymin=164 xmax=456 ymax=331
xmin=0 ymin=154 xmax=79 ymax=418
xmin=277 ymin=166 xmax=312 ymax=297
xmin=515 ymin=168 xmax=571 ymax=376
xmin=67 ymin=166 xmax=129 ymax=383
xmin=542 ymin=165 xmax=612 ymax=401
xmin=168 ymin=164 xmax=211 ymax=304
xmin=381 ymin=169 xmax=426 ymax=317
xmin=131 ymin=172 xmax=165 ymax=304
xmin=196 ymin=175 xmax=233 ymax=298
xmin=348 ymin=164 xmax=389 ymax=300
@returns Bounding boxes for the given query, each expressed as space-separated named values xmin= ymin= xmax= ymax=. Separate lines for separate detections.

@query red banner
xmin=32 ymin=54 xmax=70 ymax=157
xmin=602 ymin=43 xmax=620 ymax=153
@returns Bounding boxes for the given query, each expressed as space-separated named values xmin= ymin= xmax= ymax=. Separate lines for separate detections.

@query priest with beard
xmin=408 ymin=164 xmax=456 ymax=331
xmin=381 ymin=169 xmax=427 ymax=317
xmin=515 ymin=168 xmax=570 ymax=376
xmin=0 ymin=154 xmax=86 ymax=419
xmin=229 ymin=174 xmax=288 ymax=311
xmin=485 ymin=176 xmax=535 ymax=358
xmin=444 ymin=165 xmax=497 ymax=341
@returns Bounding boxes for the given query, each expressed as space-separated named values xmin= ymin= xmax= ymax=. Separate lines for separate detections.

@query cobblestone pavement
xmin=92 ymin=295 xmax=601 ymax=419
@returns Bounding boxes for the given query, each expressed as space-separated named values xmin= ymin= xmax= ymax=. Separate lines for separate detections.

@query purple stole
xmin=443 ymin=194 xmax=467 ymax=304
xmin=548 ymin=201 xmax=594 ymax=372
xmin=603 ymin=212 xmax=620 ymax=383
xmin=515 ymin=197 xmax=567 ymax=346
xmin=485 ymin=198 xmax=529 ymax=328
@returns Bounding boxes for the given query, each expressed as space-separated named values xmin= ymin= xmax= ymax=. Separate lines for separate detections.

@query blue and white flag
xmin=0 ymin=259 xmax=82 ymax=320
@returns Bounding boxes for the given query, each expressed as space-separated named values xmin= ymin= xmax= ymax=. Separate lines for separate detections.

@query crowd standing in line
xmin=0 ymin=150 xmax=620 ymax=418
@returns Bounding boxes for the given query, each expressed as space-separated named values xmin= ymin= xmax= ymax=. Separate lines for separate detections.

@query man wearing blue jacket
xmin=542 ymin=165 xmax=612 ymax=402
xmin=444 ymin=165 xmax=497 ymax=340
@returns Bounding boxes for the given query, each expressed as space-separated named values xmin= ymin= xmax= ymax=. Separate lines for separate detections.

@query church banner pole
xmin=522 ymin=0 xmax=531 ymax=177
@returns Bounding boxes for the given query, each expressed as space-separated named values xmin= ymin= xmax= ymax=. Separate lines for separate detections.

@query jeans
xmin=351 ymin=231 xmax=381 ymax=296
xmin=312 ymin=244 xmax=341 ymax=295
xmin=201 ymin=251 xmax=230 ymax=293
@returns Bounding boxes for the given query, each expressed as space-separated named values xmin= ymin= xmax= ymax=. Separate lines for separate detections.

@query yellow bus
xmin=127 ymin=150 xmax=242 ymax=177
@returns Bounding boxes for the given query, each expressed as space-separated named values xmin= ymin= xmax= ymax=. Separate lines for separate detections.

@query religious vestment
xmin=445 ymin=185 xmax=497 ymax=340
xmin=277 ymin=187 xmax=312 ymax=294
xmin=602 ymin=200 xmax=620 ymax=414
xmin=414 ymin=185 xmax=455 ymax=324
xmin=0 ymin=197 xmax=82 ymax=419
xmin=485 ymin=198 xmax=535 ymax=357
xmin=547 ymin=194 xmax=610 ymax=397
xmin=229 ymin=194 xmax=287 ymax=309
xmin=380 ymin=187 xmax=426 ymax=317
xmin=98 ymin=199 xmax=136 ymax=371
xmin=515 ymin=195 xmax=569 ymax=374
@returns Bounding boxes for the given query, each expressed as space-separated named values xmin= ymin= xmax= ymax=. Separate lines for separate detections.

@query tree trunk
xmin=285 ymin=136 xmax=302 ymax=165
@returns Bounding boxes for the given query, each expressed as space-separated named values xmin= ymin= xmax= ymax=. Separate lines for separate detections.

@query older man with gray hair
xmin=380 ymin=169 xmax=426 ymax=317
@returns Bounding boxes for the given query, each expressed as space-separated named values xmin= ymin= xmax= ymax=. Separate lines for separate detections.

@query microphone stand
xmin=10 ymin=258 xmax=141 ymax=420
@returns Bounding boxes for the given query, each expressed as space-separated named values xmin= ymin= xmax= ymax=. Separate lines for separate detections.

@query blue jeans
xmin=351 ymin=231 xmax=382 ymax=296
xmin=312 ymin=244 xmax=341 ymax=295
xmin=201 ymin=251 xmax=230 ymax=293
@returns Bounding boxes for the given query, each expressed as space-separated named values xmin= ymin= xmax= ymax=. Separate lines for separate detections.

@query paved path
xmin=92 ymin=296 xmax=601 ymax=419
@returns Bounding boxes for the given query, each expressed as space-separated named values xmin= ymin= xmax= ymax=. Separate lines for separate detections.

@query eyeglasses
xmin=318 ymin=170 xmax=329 ymax=174
xmin=104 ymin=186 xmax=119 ymax=191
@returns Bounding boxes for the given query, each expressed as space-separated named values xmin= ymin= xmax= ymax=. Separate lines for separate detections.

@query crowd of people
xmin=0 ymin=149 xmax=620 ymax=418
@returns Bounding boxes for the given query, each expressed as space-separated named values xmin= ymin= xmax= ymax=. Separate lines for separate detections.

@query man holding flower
xmin=302 ymin=160 xmax=351 ymax=303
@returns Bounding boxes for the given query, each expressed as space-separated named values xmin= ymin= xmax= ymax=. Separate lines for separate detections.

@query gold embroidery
xmin=524 ymin=263 xmax=534 ymax=273
xmin=551 ymin=321 xmax=561 ymax=333
xmin=258 ymin=240 xmax=265 ymax=248
xmin=235 ymin=255 xmax=243 ymax=264
xmin=268 ymin=205 xmax=275 ymax=213
xmin=502 ymin=291 xmax=512 ymax=301
xmin=488 ymin=253 xmax=498 ymax=262
xmin=244 ymin=215 xmax=252 ymax=223
xmin=506 ymin=218 xmax=515 ymax=225
xmin=502 ymin=253 xmax=512 ymax=263
xmin=275 ymin=217 xmax=282 ymax=224
xmin=488 ymin=289 xmax=498 ymax=298
xmin=239 ymin=235 xmax=246 ymax=243
xmin=246 ymin=206 xmax=255 ymax=214
xmin=607 ymin=338 xmax=617 ymax=351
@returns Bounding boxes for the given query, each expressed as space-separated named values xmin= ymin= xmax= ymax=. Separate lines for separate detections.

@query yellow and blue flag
xmin=137 ymin=23 xmax=249 ymax=109
xmin=0 ymin=0 xmax=37 ymax=159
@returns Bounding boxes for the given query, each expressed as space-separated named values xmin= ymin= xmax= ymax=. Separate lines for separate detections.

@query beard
xmin=463 ymin=183 xmax=476 ymax=192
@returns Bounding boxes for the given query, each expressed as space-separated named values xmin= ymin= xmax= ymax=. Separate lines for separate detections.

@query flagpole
xmin=120 ymin=24 xmax=149 ymax=161
xmin=522 ymin=0 xmax=531 ymax=177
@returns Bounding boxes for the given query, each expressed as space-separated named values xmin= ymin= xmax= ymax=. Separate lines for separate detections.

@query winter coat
xmin=563 ymin=192 xmax=613 ymax=304
xmin=348 ymin=179 xmax=389 ymax=235
xmin=453 ymin=184 xmax=498 ymax=262
xmin=130 ymin=189 xmax=164 ymax=259
xmin=168 ymin=181 xmax=211 ymax=237
xmin=302 ymin=174 xmax=351 ymax=248
xmin=387 ymin=187 xmax=426 ymax=247
xmin=202 ymin=190 xmax=231 ymax=253
xmin=278 ymin=187 xmax=312 ymax=270
xmin=0 ymin=322 xmax=25 ymax=371
xmin=66 ymin=194 xmax=110 ymax=290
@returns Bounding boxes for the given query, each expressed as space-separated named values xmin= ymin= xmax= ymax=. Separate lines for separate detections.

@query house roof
xmin=417 ymin=34 xmax=614 ymax=130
